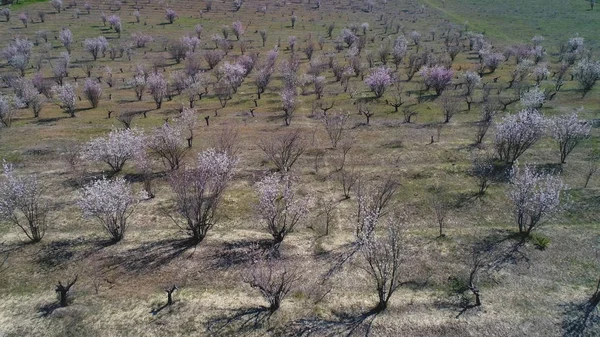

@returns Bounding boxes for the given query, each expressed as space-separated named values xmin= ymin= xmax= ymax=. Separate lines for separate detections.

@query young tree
xmin=258 ymin=129 xmax=306 ymax=172
xmin=127 ymin=74 xmax=146 ymax=101
xmin=147 ymin=73 xmax=167 ymax=109
xmin=365 ymin=67 xmax=393 ymax=98
xmin=548 ymin=111 xmax=591 ymax=164
xmin=508 ymin=165 xmax=564 ymax=235
xmin=361 ymin=219 xmax=405 ymax=312
xmin=83 ymin=36 xmax=109 ymax=60
xmin=430 ymin=185 xmax=450 ymax=237
xmin=18 ymin=12 xmax=28 ymax=28
xmin=78 ymin=177 xmax=145 ymax=242
xmin=495 ymin=109 xmax=545 ymax=164
xmin=81 ymin=128 xmax=143 ymax=173
xmin=168 ymin=149 xmax=237 ymax=244
xmin=83 ymin=78 xmax=102 ymax=108
xmin=256 ymin=174 xmax=310 ymax=247
xmin=51 ymin=83 xmax=77 ymax=117
xmin=176 ymin=108 xmax=198 ymax=147
xmin=59 ymin=28 xmax=73 ymax=53
xmin=148 ymin=123 xmax=188 ymax=170
xmin=243 ymin=260 xmax=300 ymax=313
xmin=0 ymin=163 xmax=49 ymax=243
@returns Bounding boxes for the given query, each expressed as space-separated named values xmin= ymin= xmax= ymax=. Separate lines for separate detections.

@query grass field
xmin=0 ymin=0 xmax=599 ymax=336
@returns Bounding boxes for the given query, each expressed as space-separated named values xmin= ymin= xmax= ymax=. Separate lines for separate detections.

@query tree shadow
xmin=33 ymin=116 xmax=70 ymax=125
xmin=102 ymin=238 xmax=195 ymax=274
xmin=279 ymin=308 xmax=380 ymax=337
xmin=38 ymin=302 xmax=61 ymax=317
xmin=206 ymin=306 xmax=272 ymax=336
xmin=36 ymin=237 xmax=111 ymax=269
xmin=319 ymin=241 xmax=362 ymax=283
xmin=561 ymin=293 xmax=600 ymax=337
xmin=207 ymin=238 xmax=274 ymax=270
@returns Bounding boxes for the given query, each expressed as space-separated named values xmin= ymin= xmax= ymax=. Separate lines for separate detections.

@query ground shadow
xmin=279 ymin=308 xmax=380 ymax=337
xmin=562 ymin=293 xmax=600 ymax=337
xmin=38 ymin=302 xmax=61 ymax=317
xmin=207 ymin=238 xmax=274 ymax=270
xmin=102 ymin=238 xmax=195 ymax=274
xmin=36 ymin=237 xmax=111 ymax=269
xmin=206 ymin=306 xmax=271 ymax=336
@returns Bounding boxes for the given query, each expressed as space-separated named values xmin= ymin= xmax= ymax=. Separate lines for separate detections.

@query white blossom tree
xmin=51 ymin=0 xmax=63 ymax=13
xmin=495 ymin=109 xmax=545 ymax=164
xmin=256 ymin=173 xmax=310 ymax=248
xmin=548 ymin=111 xmax=591 ymax=163
xmin=147 ymin=73 xmax=167 ymax=109
xmin=508 ymin=165 xmax=564 ymax=235
xmin=0 ymin=162 xmax=48 ymax=242
xmin=520 ymin=86 xmax=545 ymax=111
xmin=83 ymin=79 xmax=102 ymax=108
xmin=1 ymin=38 xmax=33 ymax=76
xmin=573 ymin=59 xmax=600 ymax=97
xmin=78 ymin=177 xmax=145 ymax=242
xmin=59 ymin=28 xmax=73 ymax=53
xmin=83 ymin=36 xmax=109 ymax=61
xmin=52 ymin=83 xmax=77 ymax=117
xmin=168 ymin=149 xmax=237 ymax=243
xmin=0 ymin=94 xmax=19 ymax=127
xmin=81 ymin=128 xmax=144 ymax=173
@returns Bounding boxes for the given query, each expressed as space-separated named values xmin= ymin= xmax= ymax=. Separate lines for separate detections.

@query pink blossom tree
xmin=165 ymin=9 xmax=177 ymax=24
xmin=81 ymin=128 xmax=143 ymax=173
xmin=168 ymin=149 xmax=238 ymax=243
xmin=51 ymin=0 xmax=63 ymax=13
xmin=0 ymin=162 xmax=49 ymax=242
xmin=78 ymin=177 xmax=145 ymax=242
xmin=548 ymin=111 xmax=591 ymax=163
xmin=508 ymin=165 xmax=564 ymax=235
xmin=419 ymin=65 xmax=453 ymax=96
xmin=256 ymin=173 xmax=310 ymax=248
xmin=365 ymin=66 xmax=393 ymax=98
xmin=495 ymin=109 xmax=545 ymax=164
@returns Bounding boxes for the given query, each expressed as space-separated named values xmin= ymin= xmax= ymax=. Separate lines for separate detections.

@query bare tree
xmin=321 ymin=111 xmax=349 ymax=148
xmin=361 ymin=219 xmax=405 ymax=312
xmin=439 ymin=92 xmax=460 ymax=124
xmin=430 ymin=185 xmax=449 ymax=237
xmin=469 ymin=154 xmax=498 ymax=195
xmin=168 ymin=149 xmax=237 ymax=244
xmin=212 ymin=125 xmax=240 ymax=157
xmin=338 ymin=168 xmax=358 ymax=199
xmin=356 ymin=177 xmax=399 ymax=240
xmin=258 ymin=129 xmax=306 ymax=172
xmin=148 ymin=123 xmax=188 ymax=170
xmin=474 ymin=103 xmax=496 ymax=144
xmin=243 ymin=260 xmax=301 ymax=313
xmin=357 ymin=101 xmax=374 ymax=125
